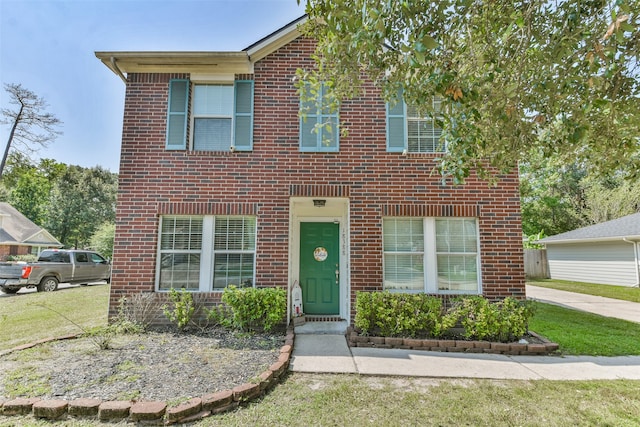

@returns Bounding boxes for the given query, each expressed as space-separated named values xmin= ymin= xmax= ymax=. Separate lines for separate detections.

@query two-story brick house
xmin=96 ymin=16 xmax=525 ymax=325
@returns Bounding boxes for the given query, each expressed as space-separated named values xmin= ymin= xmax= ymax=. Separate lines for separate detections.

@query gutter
xmin=622 ymin=237 xmax=640 ymax=287
xmin=110 ymin=57 xmax=127 ymax=84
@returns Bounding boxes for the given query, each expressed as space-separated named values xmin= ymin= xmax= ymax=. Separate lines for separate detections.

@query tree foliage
xmin=0 ymin=154 xmax=118 ymax=249
xmin=0 ymin=83 xmax=62 ymax=177
xmin=298 ymin=0 xmax=640 ymax=182
xmin=520 ymin=152 xmax=640 ymax=236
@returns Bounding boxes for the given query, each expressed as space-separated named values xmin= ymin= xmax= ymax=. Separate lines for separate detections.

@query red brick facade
xmin=109 ymin=36 xmax=525 ymax=322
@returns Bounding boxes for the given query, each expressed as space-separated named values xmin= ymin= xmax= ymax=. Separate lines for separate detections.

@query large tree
xmin=46 ymin=165 xmax=117 ymax=248
xmin=0 ymin=83 xmax=62 ymax=177
xmin=298 ymin=0 xmax=640 ymax=182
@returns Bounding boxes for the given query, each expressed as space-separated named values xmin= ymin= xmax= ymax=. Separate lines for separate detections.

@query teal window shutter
xmin=233 ymin=80 xmax=254 ymax=151
xmin=166 ymin=79 xmax=189 ymax=150
xmin=386 ymin=87 xmax=406 ymax=152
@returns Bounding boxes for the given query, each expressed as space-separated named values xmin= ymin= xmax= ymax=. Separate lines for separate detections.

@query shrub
xmin=162 ymin=288 xmax=196 ymax=330
xmin=451 ymin=296 xmax=536 ymax=342
xmin=116 ymin=293 xmax=162 ymax=331
xmin=354 ymin=292 xmax=535 ymax=342
xmin=354 ymin=291 xmax=456 ymax=338
xmin=210 ymin=286 xmax=286 ymax=332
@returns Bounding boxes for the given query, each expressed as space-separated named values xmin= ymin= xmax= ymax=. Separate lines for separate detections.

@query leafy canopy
xmin=298 ymin=0 xmax=640 ymax=182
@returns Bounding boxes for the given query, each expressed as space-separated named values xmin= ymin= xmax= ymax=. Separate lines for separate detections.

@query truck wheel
xmin=37 ymin=277 xmax=59 ymax=292
xmin=0 ymin=286 xmax=18 ymax=294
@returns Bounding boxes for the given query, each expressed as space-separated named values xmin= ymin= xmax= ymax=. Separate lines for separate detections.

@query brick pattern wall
xmin=0 ymin=245 xmax=30 ymax=261
xmin=110 ymin=37 xmax=525 ymax=320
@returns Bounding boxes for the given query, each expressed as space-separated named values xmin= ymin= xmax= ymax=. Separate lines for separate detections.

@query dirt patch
xmin=0 ymin=329 xmax=285 ymax=402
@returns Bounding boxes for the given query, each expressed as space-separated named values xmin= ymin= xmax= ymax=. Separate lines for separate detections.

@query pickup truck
xmin=0 ymin=249 xmax=111 ymax=294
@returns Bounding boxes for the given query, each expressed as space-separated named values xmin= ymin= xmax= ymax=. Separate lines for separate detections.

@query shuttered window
xmin=165 ymin=79 xmax=253 ymax=152
xmin=387 ymin=89 xmax=445 ymax=153
xmin=383 ymin=217 xmax=480 ymax=294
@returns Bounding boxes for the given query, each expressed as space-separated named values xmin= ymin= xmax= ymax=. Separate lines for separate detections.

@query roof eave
xmin=245 ymin=15 xmax=307 ymax=62
xmin=541 ymin=235 xmax=640 ymax=245
xmin=95 ymin=51 xmax=253 ymax=77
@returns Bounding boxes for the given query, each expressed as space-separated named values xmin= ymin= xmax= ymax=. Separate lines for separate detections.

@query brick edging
xmin=0 ymin=328 xmax=296 ymax=424
xmin=346 ymin=327 xmax=560 ymax=356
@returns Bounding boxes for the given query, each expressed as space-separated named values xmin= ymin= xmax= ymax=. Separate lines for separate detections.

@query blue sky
xmin=0 ymin=0 xmax=305 ymax=172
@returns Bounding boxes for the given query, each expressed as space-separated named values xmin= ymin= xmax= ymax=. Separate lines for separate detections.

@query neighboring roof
xmin=540 ymin=212 xmax=640 ymax=244
xmin=0 ymin=202 xmax=62 ymax=247
xmin=96 ymin=15 xmax=307 ymax=79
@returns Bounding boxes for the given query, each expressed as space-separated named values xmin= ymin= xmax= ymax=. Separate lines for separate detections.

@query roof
xmin=0 ymin=202 xmax=62 ymax=247
xmin=540 ymin=212 xmax=640 ymax=244
xmin=96 ymin=15 xmax=307 ymax=80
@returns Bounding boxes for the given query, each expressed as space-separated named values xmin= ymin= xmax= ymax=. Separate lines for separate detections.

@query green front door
xmin=299 ymin=222 xmax=340 ymax=315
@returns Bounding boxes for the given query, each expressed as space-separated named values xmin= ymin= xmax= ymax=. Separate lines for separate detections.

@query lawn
xmin=528 ymin=279 xmax=640 ymax=303
xmin=1 ymin=285 xmax=640 ymax=426
xmin=0 ymin=285 xmax=109 ymax=351
xmin=2 ymin=376 xmax=639 ymax=427
xmin=529 ymin=302 xmax=640 ymax=356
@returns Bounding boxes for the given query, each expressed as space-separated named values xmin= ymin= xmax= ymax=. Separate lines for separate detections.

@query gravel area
xmin=0 ymin=329 xmax=285 ymax=402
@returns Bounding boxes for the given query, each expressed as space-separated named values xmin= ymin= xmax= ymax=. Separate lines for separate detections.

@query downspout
xmin=110 ymin=57 xmax=127 ymax=84
xmin=622 ymin=238 xmax=640 ymax=287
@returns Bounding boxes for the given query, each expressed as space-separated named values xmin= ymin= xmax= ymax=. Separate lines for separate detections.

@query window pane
xmin=384 ymin=254 xmax=424 ymax=291
xmin=213 ymin=253 xmax=255 ymax=289
xmin=161 ymin=217 xmax=202 ymax=250
xmin=193 ymin=85 xmax=233 ymax=115
xmin=406 ymin=101 xmax=443 ymax=153
xmin=436 ymin=219 xmax=477 ymax=253
xmin=321 ymin=116 xmax=338 ymax=148
xmin=383 ymin=218 xmax=423 ymax=251
xmin=194 ymin=118 xmax=231 ymax=151
xmin=437 ymin=254 xmax=478 ymax=291
xmin=159 ymin=253 xmax=200 ymax=290
xmin=300 ymin=119 xmax=317 ymax=149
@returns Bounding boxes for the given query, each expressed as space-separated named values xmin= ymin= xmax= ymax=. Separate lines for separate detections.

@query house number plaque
xmin=314 ymin=247 xmax=328 ymax=262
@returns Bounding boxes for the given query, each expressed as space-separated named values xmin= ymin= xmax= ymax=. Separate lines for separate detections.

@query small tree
xmin=0 ymin=83 xmax=62 ymax=177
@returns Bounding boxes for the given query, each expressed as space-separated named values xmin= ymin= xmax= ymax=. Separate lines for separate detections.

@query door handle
xmin=335 ymin=264 xmax=339 ymax=285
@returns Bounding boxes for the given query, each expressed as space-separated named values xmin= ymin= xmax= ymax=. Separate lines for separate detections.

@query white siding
xmin=547 ymin=241 xmax=638 ymax=287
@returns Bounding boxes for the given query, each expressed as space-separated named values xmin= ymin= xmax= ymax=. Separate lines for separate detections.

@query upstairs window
xmin=299 ymin=83 xmax=339 ymax=152
xmin=166 ymin=79 xmax=253 ymax=152
xmin=387 ymin=89 xmax=445 ymax=153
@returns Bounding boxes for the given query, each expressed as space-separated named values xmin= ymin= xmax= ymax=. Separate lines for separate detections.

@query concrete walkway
xmin=290 ymin=287 xmax=640 ymax=380
xmin=526 ymin=285 xmax=640 ymax=323
xmin=289 ymin=334 xmax=640 ymax=380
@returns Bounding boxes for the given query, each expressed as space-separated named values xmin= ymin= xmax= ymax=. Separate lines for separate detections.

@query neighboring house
xmin=0 ymin=202 xmax=62 ymax=261
xmin=540 ymin=212 xmax=640 ymax=287
xmin=96 ymin=16 xmax=525 ymax=324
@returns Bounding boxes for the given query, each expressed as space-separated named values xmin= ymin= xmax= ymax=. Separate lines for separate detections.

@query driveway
xmin=526 ymin=285 xmax=640 ymax=323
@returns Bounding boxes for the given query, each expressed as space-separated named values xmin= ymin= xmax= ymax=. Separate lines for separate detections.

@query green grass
xmin=529 ymin=302 xmax=640 ymax=356
xmin=0 ymin=285 xmax=109 ymax=351
xmin=528 ymin=279 xmax=640 ymax=303
xmin=2 ymin=375 xmax=638 ymax=427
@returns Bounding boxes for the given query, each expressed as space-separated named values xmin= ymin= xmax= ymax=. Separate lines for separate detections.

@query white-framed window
xmin=299 ymin=83 xmax=339 ymax=152
xmin=383 ymin=217 xmax=481 ymax=294
xmin=166 ymin=79 xmax=253 ymax=152
xmin=192 ymin=84 xmax=234 ymax=151
xmin=387 ymin=90 xmax=445 ymax=153
xmin=157 ymin=215 xmax=256 ymax=291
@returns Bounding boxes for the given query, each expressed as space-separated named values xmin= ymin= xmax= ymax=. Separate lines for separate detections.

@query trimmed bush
xmin=355 ymin=291 xmax=456 ymax=338
xmin=211 ymin=286 xmax=286 ymax=332
xmin=355 ymin=292 xmax=535 ymax=342
xmin=451 ymin=296 xmax=536 ymax=342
